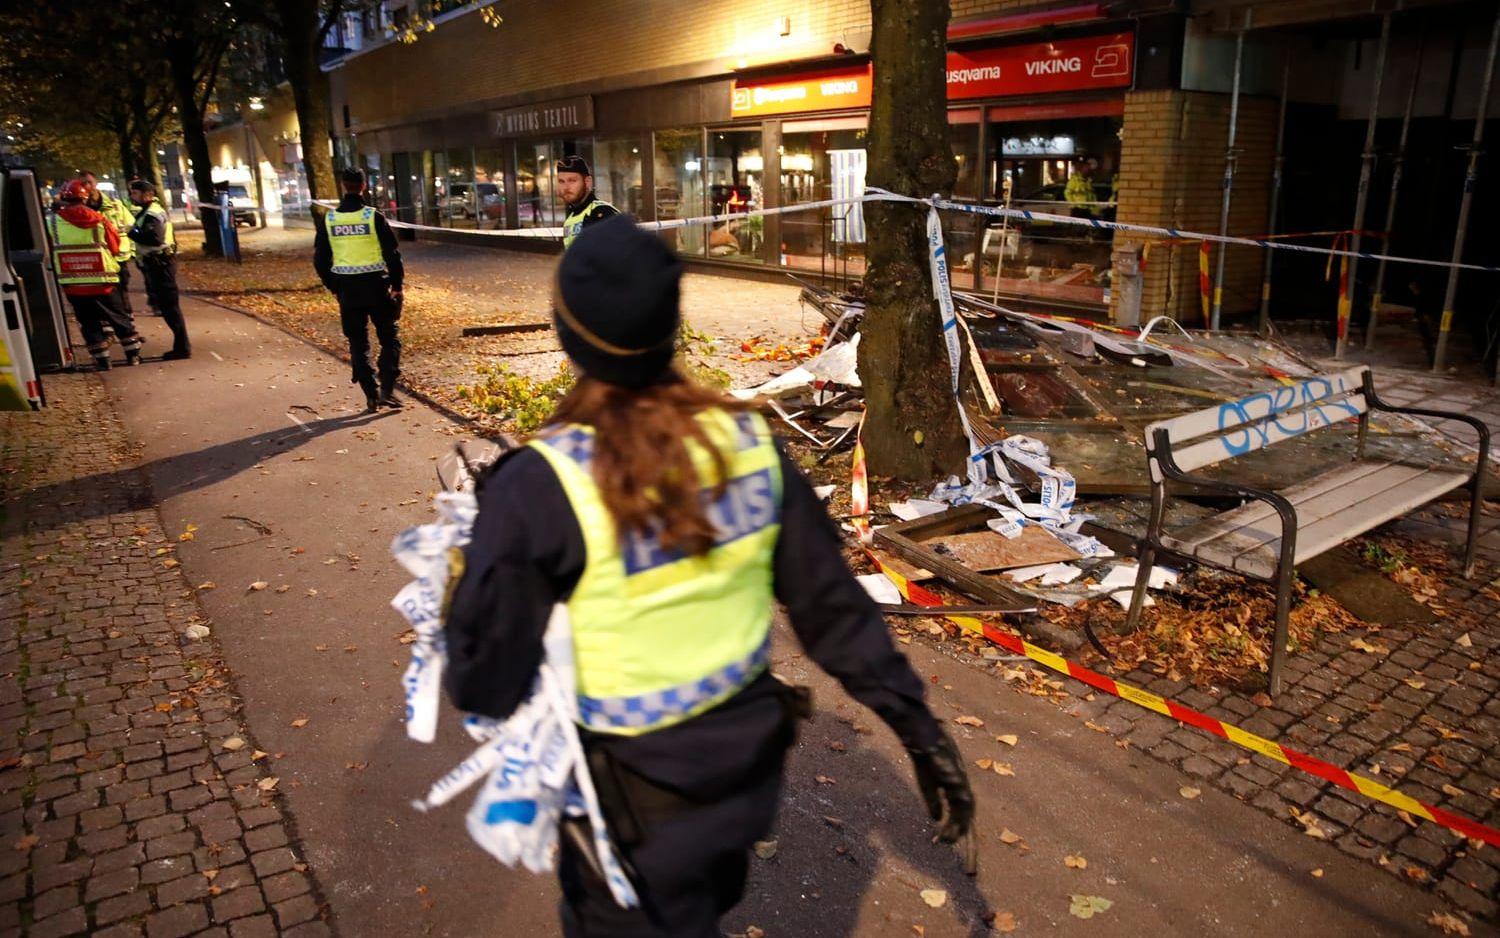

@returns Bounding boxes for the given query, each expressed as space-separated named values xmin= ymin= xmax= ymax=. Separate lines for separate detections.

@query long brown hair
xmin=550 ymin=369 xmax=757 ymax=556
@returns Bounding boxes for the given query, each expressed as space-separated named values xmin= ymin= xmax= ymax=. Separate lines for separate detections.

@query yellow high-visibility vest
xmin=135 ymin=201 xmax=177 ymax=255
xmin=562 ymin=199 xmax=616 ymax=250
xmin=50 ymin=215 xmax=121 ymax=286
xmin=99 ymin=194 xmax=136 ymax=261
xmin=529 ymin=409 xmax=781 ymax=735
xmin=326 ymin=207 xmax=387 ymax=275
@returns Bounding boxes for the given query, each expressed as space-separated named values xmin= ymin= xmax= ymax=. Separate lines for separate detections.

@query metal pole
xmin=1367 ymin=24 xmax=1425 ymax=351
xmin=1210 ymin=9 xmax=1250 ymax=331
xmin=1337 ymin=12 xmax=1391 ymax=359
xmin=1434 ymin=5 xmax=1500 ymax=373
xmin=1257 ymin=57 xmax=1291 ymax=336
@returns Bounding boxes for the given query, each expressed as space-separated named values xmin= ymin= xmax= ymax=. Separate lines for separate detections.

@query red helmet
xmin=58 ymin=179 xmax=90 ymax=203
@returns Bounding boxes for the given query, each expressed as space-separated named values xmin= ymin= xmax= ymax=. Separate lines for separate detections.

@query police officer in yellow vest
xmin=444 ymin=216 xmax=974 ymax=938
xmin=313 ymin=168 xmax=404 ymax=411
xmin=126 ymin=179 xmax=190 ymax=359
xmin=556 ymin=155 xmax=618 ymax=250
xmin=78 ymin=171 xmax=140 ymax=320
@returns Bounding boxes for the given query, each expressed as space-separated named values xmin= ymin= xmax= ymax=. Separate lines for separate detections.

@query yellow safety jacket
xmin=326 ymin=207 xmax=387 ymax=275
xmin=50 ymin=215 xmax=122 ymax=286
xmin=562 ymin=198 xmax=616 ymax=250
xmin=98 ymin=194 xmax=136 ymax=261
xmin=529 ymin=409 xmax=782 ymax=735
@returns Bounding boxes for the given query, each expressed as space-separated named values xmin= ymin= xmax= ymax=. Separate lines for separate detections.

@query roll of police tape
xmin=870 ymin=554 xmax=1500 ymax=849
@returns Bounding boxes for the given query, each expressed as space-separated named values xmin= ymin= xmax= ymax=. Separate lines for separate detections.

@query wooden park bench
xmin=1125 ymin=365 xmax=1491 ymax=695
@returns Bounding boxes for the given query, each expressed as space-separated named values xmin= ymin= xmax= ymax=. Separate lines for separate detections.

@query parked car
xmin=186 ymin=185 xmax=261 ymax=226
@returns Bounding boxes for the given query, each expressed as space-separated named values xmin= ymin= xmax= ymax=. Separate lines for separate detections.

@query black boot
xmin=162 ymin=348 xmax=191 ymax=361
xmin=377 ymin=375 xmax=402 ymax=409
xmin=358 ymin=376 xmax=379 ymax=413
xmin=124 ymin=348 xmax=142 ymax=366
xmin=93 ymin=355 xmax=111 ymax=371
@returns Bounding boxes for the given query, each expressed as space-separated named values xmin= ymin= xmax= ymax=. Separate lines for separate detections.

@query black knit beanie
xmin=555 ymin=214 xmax=681 ymax=388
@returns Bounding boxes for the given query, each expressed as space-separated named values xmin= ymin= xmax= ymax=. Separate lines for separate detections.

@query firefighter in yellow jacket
xmin=50 ymin=180 xmax=143 ymax=369
xmin=444 ymin=215 xmax=974 ymax=937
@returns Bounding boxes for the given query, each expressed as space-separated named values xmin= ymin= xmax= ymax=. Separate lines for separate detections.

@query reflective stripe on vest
xmin=529 ymin=409 xmax=781 ymax=735
xmin=326 ymin=207 xmax=387 ymax=275
xmin=50 ymin=215 xmax=121 ymax=285
xmin=562 ymin=199 xmax=616 ymax=250
xmin=136 ymin=202 xmax=176 ymax=255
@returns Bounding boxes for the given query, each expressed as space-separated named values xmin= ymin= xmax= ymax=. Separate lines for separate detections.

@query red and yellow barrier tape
xmin=870 ymin=554 xmax=1500 ymax=849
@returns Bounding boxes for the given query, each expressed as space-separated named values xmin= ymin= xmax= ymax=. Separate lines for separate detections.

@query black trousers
xmin=558 ymin=756 xmax=784 ymax=937
xmin=116 ymin=264 xmax=135 ymax=319
xmin=66 ymin=292 xmax=140 ymax=358
xmin=140 ymin=255 xmax=189 ymax=353
xmin=337 ymin=290 xmax=400 ymax=397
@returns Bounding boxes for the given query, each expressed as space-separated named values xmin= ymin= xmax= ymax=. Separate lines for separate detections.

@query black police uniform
xmin=444 ymin=443 xmax=948 ymax=937
xmin=126 ymin=204 xmax=190 ymax=357
xmin=312 ymin=194 xmax=404 ymax=404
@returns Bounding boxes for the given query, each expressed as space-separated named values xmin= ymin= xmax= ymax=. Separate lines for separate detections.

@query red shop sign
xmin=730 ymin=31 xmax=1134 ymax=117
xmin=945 ymin=31 xmax=1134 ymax=99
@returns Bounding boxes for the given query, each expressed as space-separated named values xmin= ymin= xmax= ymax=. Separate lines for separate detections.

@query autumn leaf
xmin=1311 ymin=868 xmax=1323 ymax=878
xmin=975 ymin=758 xmax=994 ymax=770
xmin=753 ymin=839 xmax=778 ymax=860
xmin=999 ymin=829 xmax=1024 ymax=845
xmin=920 ymin=889 xmax=947 ymax=909
xmin=954 ymin=715 xmax=985 ymax=727
xmin=275 ymin=585 xmax=290 ymax=594
xmin=257 ymin=777 xmax=279 ymax=791
xmin=251 ymin=750 xmax=269 ymax=761
xmin=221 ymin=737 xmax=246 ymax=752
xmin=290 ymin=718 xmax=309 ymax=729
xmin=991 ymin=911 xmax=1017 ymax=933
xmin=1428 ymin=911 xmax=1471 ymax=936
xmin=814 ymin=775 xmax=836 ymax=785
xmin=995 ymin=734 xmax=1018 ymax=747
xmin=197 ymin=581 xmax=217 ymax=591
xmin=1455 ymin=633 xmax=1472 ymax=648
xmin=990 ymin=762 xmax=1015 ymax=777
xmin=1401 ymin=678 xmax=1426 ymax=690
xmin=247 ymin=581 xmax=268 ymax=591
xmin=12 ymin=833 xmax=38 ymax=852
xmin=1349 ymin=637 xmax=1389 ymax=655
xmin=1289 ymin=808 xmax=1327 ymax=839
xmin=1064 ymin=855 xmax=1088 ymax=869
xmin=162 ymin=558 xmax=180 ymax=569
xmin=1069 ymin=895 xmax=1113 ymax=919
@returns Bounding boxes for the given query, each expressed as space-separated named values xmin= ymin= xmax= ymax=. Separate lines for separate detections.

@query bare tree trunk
xmin=273 ymin=0 xmax=337 ymax=213
xmin=167 ymin=44 xmax=224 ymax=256
xmin=116 ymin=129 xmax=138 ymax=182
xmin=858 ymin=0 xmax=965 ymax=480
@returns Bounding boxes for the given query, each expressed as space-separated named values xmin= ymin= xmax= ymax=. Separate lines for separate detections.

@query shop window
xmin=440 ymin=147 xmax=476 ymax=228
xmin=945 ymin=108 xmax=983 ymax=287
xmin=706 ymin=129 xmax=763 ymax=263
xmin=422 ymin=150 xmax=442 ymax=227
xmin=653 ymin=128 xmax=704 ymax=257
xmin=592 ymin=136 xmax=644 ymax=217
xmin=516 ymin=143 xmax=554 ymax=228
xmin=473 ymin=148 xmax=508 ymax=229
xmin=981 ymin=113 xmax=1123 ymax=307
xmin=780 ymin=120 xmax=867 ymax=277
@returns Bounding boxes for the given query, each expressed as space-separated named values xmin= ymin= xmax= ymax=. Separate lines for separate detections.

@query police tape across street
xmin=199 ymin=190 xmax=1500 ymax=275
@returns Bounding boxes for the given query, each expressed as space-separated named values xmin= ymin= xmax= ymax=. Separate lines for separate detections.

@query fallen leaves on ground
xmin=290 ymin=718 xmax=309 ymax=728
xmin=257 ymin=777 xmax=279 ymax=791
xmin=990 ymin=911 xmax=1017 ymax=933
xmin=999 ymin=829 xmax=1024 ymax=846
xmin=247 ymin=581 xmax=268 ymax=591
xmin=1350 ymin=637 xmax=1389 ymax=655
xmin=1064 ymin=855 xmax=1088 ymax=869
xmin=221 ymin=737 xmax=246 ymax=752
xmin=1289 ymin=808 xmax=1328 ymax=839
xmin=953 ymin=715 xmax=984 ymax=727
xmin=12 ymin=834 xmax=38 ymax=852
xmin=1311 ymin=868 xmax=1323 ymax=878
xmin=1179 ymin=786 xmax=1201 ymax=800
xmin=753 ymin=840 xmax=778 ymax=860
xmin=197 ymin=581 xmax=217 ymax=591
xmin=995 ymin=734 xmax=1018 ymax=746
xmin=1428 ymin=911 xmax=1471 ymax=935
xmin=919 ymin=889 xmax=947 ymax=909
xmin=1069 ymin=895 xmax=1113 ymax=919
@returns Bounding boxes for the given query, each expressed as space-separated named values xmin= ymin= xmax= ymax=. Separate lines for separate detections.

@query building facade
xmin=318 ymin=0 xmax=1499 ymax=329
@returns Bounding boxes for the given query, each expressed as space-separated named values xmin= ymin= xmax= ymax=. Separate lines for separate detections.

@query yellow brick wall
xmin=1111 ymin=89 xmax=1277 ymax=325
xmin=333 ymin=0 xmax=1057 ymax=131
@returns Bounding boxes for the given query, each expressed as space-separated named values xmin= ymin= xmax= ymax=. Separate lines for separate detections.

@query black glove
xmin=907 ymin=726 xmax=978 ymax=874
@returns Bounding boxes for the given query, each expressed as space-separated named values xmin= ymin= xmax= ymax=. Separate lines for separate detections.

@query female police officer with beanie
xmin=443 ymin=214 xmax=973 ymax=937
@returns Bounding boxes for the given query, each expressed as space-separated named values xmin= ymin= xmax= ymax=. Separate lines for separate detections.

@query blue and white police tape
xmin=391 ymin=495 xmax=640 ymax=909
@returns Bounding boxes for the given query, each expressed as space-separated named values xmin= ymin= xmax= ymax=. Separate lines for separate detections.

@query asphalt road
xmin=99 ymin=290 xmax=1454 ymax=937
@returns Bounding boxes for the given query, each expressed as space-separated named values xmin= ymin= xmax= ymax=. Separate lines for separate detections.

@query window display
xmin=706 ymin=129 xmax=763 ymax=262
xmin=592 ymin=136 xmax=644 ymax=217
xmin=653 ymin=128 xmax=704 ymax=256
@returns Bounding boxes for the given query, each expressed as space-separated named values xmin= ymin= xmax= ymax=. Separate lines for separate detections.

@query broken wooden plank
xmin=927 ymin=528 xmax=1080 ymax=572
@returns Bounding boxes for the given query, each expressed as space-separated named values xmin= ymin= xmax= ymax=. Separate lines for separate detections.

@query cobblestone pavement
xmin=1 ymin=374 xmax=330 ymax=937
xmin=1008 ymin=500 xmax=1500 ymax=922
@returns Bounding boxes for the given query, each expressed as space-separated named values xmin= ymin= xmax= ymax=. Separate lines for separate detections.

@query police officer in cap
xmin=556 ymin=154 xmax=618 ymax=250
xmin=444 ymin=214 xmax=974 ymax=937
xmin=126 ymin=179 xmax=190 ymax=359
xmin=313 ymin=168 xmax=405 ymax=411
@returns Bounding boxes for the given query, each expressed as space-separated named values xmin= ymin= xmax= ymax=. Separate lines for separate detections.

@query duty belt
xmin=576 ymin=637 xmax=771 ymax=731
xmin=331 ymin=263 xmax=388 ymax=275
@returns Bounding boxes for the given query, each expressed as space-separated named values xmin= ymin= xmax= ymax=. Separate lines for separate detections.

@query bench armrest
xmin=1364 ymin=383 xmax=1492 ymax=473
xmin=1148 ymin=429 xmax=1300 ymax=577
